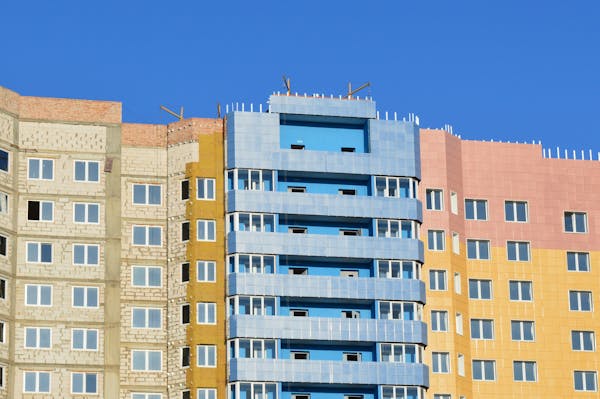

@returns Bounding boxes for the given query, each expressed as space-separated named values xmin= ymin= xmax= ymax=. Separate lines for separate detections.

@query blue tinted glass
xmin=73 ymin=287 xmax=84 ymax=307
xmin=38 ymin=372 xmax=50 ymax=392
xmin=133 ymin=226 xmax=146 ymax=244
xmin=41 ymin=202 xmax=53 ymax=220
xmin=42 ymin=160 xmax=53 ymax=179
xmin=133 ymin=185 xmax=146 ymax=204
xmin=85 ymin=373 xmax=97 ymax=393
xmin=25 ymin=328 xmax=37 ymax=347
xmin=465 ymin=200 xmax=475 ymax=219
xmin=88 ymin=288 xmax=98 ymax=307
xmin=24 ymin=372 xmax=36 ymax=392
xmin=88 ymin=204 xmax=99 ymax=223
xmin=41 ymin=286 xmax=52 ymax=305
xmin=87 ymin=330 xmax=98 ymax=350
xmin=507 ymin=243 xmax=517 ymax=260
xmin=41 ymin=243 xmax=52 ymax=263
xmin=516 ymin=202 xmax=527 ymax=221
xmin=72 ymin=373 xmax=83 ymax=393
xmin=148 ymin=185 xmax=161 ymax=204
xmin=28 ymin=159 xmax=40 ymax=179
xmin=74 ymin=204 xmax=85 ymax=222
xmin=27 ymin=243 xmax=38 ymax=262
xmin=148 ymin=227 xmax=161 ymax=245
xmin=148 ymin=268 xmax=161 ymax=286
xmin=0 ymin=150 xmax=8 ymax=171
xmin=73 ymin=329 xmax=84 ymax=349
xmin=40 ymin=328 xmax=51 ymax=348
xmin=148 ymin=309 xmax=161 ymax=328
xmin=88 ymin=245 xmax=98 ymax=265
xmin=88 ymin=162 xmax=99 ymax=182
xmin=505 ymin=202 xmax=514 ymax=221
xmin=75 ymin=161 xmax=86 ymax=181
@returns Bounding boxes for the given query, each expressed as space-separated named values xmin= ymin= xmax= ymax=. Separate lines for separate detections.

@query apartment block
xmin=1 ymin=83 xmax=600 ymax=399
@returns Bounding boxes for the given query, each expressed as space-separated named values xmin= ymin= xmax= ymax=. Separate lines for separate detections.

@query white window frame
xmin=197 ymin=345 xmax=217 ymax=367
xmin=452 ymin=232 xmax=460 ymax=254
xmin=507 ymin=241 xmax=530 ymax=262
xmin=450 ymin=192 xmax=458 ymax=214
xmin=197 ymin=388 xmax=217 ymax=399
xmin=132 ymin=394 xmax=163 ymax=399
xmin=376 ymin=260 xmax=420 ymax=280
xmin=27 ymin=200 xmax=53 ymax=222
xmin=567 ymin=251 xmax=590 ymax=272
xmin=197 ymin=178 xmax=216 ymax=200
xmin=378 ymin=301 xmax=421 ymax=321
xmin=574 ymin=371 xmax=598 ymax=392
xmin=26 ymin=241 xmax=53 ymax=264
xmin=431 ymin=352 xmax=450 ymax=373
xmin=71 ymin=372 xmax=98 ymax=394
xmin=427 ymin=230 xmax=445 ymax=251
xmin=131 ymin=307 xmax=162 ymax=329
xmin=454 ymin=272 xmax=461 ymax=294
xmin=472 ymin=360 xmax=496 ymax=381
xmin=513 ymin=361 xmax=537 ymax=382
xmin=131 ymin=266 xmax=162 ymax=288
xmin=72 ymin=243 xmax=100 ymax=266
xmin=230 ymin=169 xmax=274 ymax=191
xmin=132 ymin=183 xmax=162 ymax=206
xmin=71 ymin=328 xmax=99 ymax=351
xmin=25 ymin=284 xmax=52 ymax=306
xmin=425 ymin=189 xmax=443 ymax=211
xmin=228 ymin=213 xmax=275 ymax=233
xmin=511 ymin=320 xmax=535 ymax=342
xmin=131 ymin=350 xmax=162 ymax=372
xmin=572 ymin=330 xmax=596 ymax=351
xmin=132 ymin=225 xmax=162 ymax=246
xmin=467 ymin=239 xmax=491 ymax=260
xmin=197 ymin=261 xmax=217 ymax=282
xmin=24 ymin=327 xmax=52 ymax=349
xmin=72 ymin=286 xmax=99 ymax=308
xmin=455 ymin=313 xmax=463 ymax=335
xmin=458 ymin=354 xmax=465 ymax=376
xmin=23 ymin=371 xmax=51 ymax=393
xmin=469 ymin=279 xmax=492 ymax=300
xmin=27 ymin=158 xmax=54 ymax=180
xmin=0 ymin=320 xmax=5 ymax=343
xmin=73 ymin=202 xmax=100 ymax=224
xmin=505 ymin=200 xmax=528 ymax=222
xmin=570 ymin=290 xmax=593 ymax=312
xmin=429 ymin=270 xmax=447 ymax=291
xmin=0 ymin=148 xmax=8 ymax=173
xmin=431 ymin=310 xmax=448 ymax=332
xmin=0 ymin=191 xmax=8 ymax=214
xmin=197 ymin=219 xmax=217 ymax=241
xmin=376 ymin=219 xmax=418 ymax=239
xmin=73 ymin=160 xmax=100 ymax=183
xmin=465 ymin=198 xmax=488 ymax=220
xmin=470 ymin=319 xmax=494 ymax=340
xmin=509 ymin=280 xmax=533 ymax=301
xmin=196 ymin=302 xmax=217 ymax=324
xmin=564 ymin=211 xmax=588 ymax=233
xmin=374 ymin=176 xmax=417 ymax=199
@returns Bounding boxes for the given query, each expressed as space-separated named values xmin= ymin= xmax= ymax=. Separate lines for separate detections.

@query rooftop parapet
xmin=268 ymin=93 xmax=376 ymax=119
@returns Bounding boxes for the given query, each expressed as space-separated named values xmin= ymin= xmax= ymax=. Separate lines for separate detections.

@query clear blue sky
xmin=2 ymin=1 xmax=599 ymax=151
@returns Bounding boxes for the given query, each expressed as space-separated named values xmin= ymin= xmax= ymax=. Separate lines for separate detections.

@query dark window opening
xmin=288 ymin=186 xmax=306 ymax=193
xmin=181 ymin=263 xmax=190 ymax=283
xmin=289 ymin=227 xmax=308 ymax=234
xmin=291 ymin=309 xmax=308 ymax=317
xmin=181 ymin=347 xmax=190 ymax=367
xmin=27 ymin=201 xmax=40 ymax=221
xmin=291 ymin=351 xmax=309 ymax=360
xmin=181 ymin=304 xmax=190 ymax=324
xmin=181 ymin=222 xmax=190 ymax=242
xmin=339 ymin=189 xmax=356 ymax=196
xmin=181 ymin=180 xmax=189 ymax=200
xmin=340 ymin=229 xmax=360 ymax=236
xmin=343 ymin=352 xmax=361 ymax=361
xmin=342 ymin=310 xmax=360 ymax=319
xmin=341 ymin=147 xmax=356 ymax=153
xmin=289 ymin=267 xmax=308 ymax=275
xmin=291 ymin=144 xmax=305 ymax=150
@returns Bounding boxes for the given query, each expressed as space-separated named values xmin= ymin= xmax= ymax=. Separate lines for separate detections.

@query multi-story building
xmin=1 ymin=83 xmax=600 ymax=399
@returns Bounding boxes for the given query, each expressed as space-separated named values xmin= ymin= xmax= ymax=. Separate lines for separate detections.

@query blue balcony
xmin=228 ymin=315 xmax=428 ymax=345
xmin=227 ymin=190 xmax=422 ymax=221
xmin=228 ymin=231 xmax=424 ymax=262
xmin=229 ymin=358 xmax=429 ymax=386
xmin=228 ymin=273 xmax=425 ymax=303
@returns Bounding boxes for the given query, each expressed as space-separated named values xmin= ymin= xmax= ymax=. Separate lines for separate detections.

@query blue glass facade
xmin=226 ymin=95 xmax=428 ymax=399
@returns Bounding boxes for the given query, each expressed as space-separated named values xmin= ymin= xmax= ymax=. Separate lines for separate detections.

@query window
xmin=340 ymin=229 xmax=361 ymax=236
xmin=289 ymin=267 xmax=308 ymax=275
xmin=0 ymin=321 xmax=4 ymax=343
xmin=380 ymin=343 xmax=420 ymax=363
xmin=25 ymin=284 xmax=52 ymax=306
xmin=428 ymin=230 xmax=445 ymax=251
xmin=289 ymin=227 xmax=307 ymax=234
xmin=197 ymin=302 xmax=217 ymax=324
xmin=505 ymin=201 xmax=528 ymax=222
xmin=197 ymin=178 xmax=216 ymax=200
xmin=182 ymin=346 xmax=190 ymax=368
xmin=433 ymin=396 xmax=451 ymax=399
xmin=197 ymin=389 xmax=216 ymax=399
xmin=181 ymin=304 xmax=190 ymax=324
xmin=290 ymin=144 xmax=305 ymax=150
xmin=574 ymin=371 xmax=598 ymax=391
xmin=467 ymin=239 xmax=490 ymax=260
xmin=426 ymin=189 xmax=443 ymax=211
xmin=465 ymin=199 xmax=488 ymax=220
xmin=377 ymin=260 xmax=420 ymax=280
xmin=72 ymin=328 xmax=98 ymax=351
xmin=71 ymin=372 xmax=97 ymax=394
xmin=514 ymin=361 xmax=537 ymax=382
xmin=197 ymin=345 xmax=217 ymax=367
xmin=470 ymin=319 xmax=494 ymax=340
xmin=511 ymin=321 xmax=535 ymax=342
xmin=290 ymin=309 xmax=308 ymax=317
xmin=0 ymin=149 xmax=8 ymax=172
xmin=454 ymin=272 xmax=461 ymax=294
xmin=229 ymin=213 xmax=274 ymax=233
xmin=182 ymin=391 xmax=191 ymax=399
xmin=288 ymin=186 xmax=306 ymax=193
xmin=23 ymin=371 xmax=51 ymax=393
xmin=73 ymin=244 xmax=99 ymax=266
xmin=570 ymin=291 xmax=593 ymax=311
xmin=472 ymin=360 xmax=496 ymax=381
xmin=429 ymin=270 xmax=447 ymax=290
xmin=376 ymin=219 xmax=418 ymax=239
xmin=197 ymin=220 xmax=216 ymax=241
xmin=24 ymin=327 xmax=52 ymax=349
xmin=0 ymin=236 xmax=5 ymax=257
xmin=27 ymin=200 xmax=53 ymax=221
xmin=455 ymin=313 xmax=463 ymax=335
xmin=132 ymin=308 xmax=161 ymax=329
xmin=197 ymin=261 xmax=216 ymax=282
xmin=132 ymin=266 xmax=162 ymax=287
xmin=432 ymin=352 xmax=450 ymax=373
xmin=291 ymin=351 xmax=309 ymax=360
xmin=132 ymin=350 xmax=162 ymax=371
xmin=507 ymin=241 xmax=530 ymax=261
xmin=230 ymin=169 xmax=274 ymax=191
xmin=0 ymin=278 xmax=5 ymax=299
xmin=74 ymin=160 xmax=100 ymax=182
xmin=452 ymin=232 xmax=460 ymax=254
xmin=132 ymin=225 xmax=162 ymax=246
xmin=381 ymin=387 xmax=424 ymax=399
xmin=572 ymin=331 xmax=595 ymax=351
xmin=509 ymin=280 xmax=533 ymax=301
xmin=133 ymin=394 xmax=163 ymax=399
xmin=292 ymin=395 xmax=309 ymax=399
xmin=72 ymin=286 xmax=99 ymax=308
xmin=450 ymin=192 xmax=458 ymax=214
xmin=343 ymin=352 xmax=361 ymax=362
xmin=341 ymin=310 xmax=360 ymax=318
xmin=74 ymin=202 xmax=99 ymax=224
xmin=181 ymin=180 xmax=189 ymax=200
xmin=26 ymin=242 xmax=52 ymax=263
xmin=374 ymin=176 xmax=417 ymax=199
xmin=229 ymin=296 xmax=276 ymax=316
xmin=431 ymin=310 xmax=448 ymax=332
xmin=458 ymin=354 xmax=465 ymax=376
xmin=181 ymin=262 xmax=190 ymax=283
xmin=338 ymin=189 xmax=356 ymax=195
xmin=567 ymin=252 xmax=590 ymax=271
xmin=28 ymin=158 xmax=53 ymax=180
xmin=341 ymin=147 xmax=355 ymax=152
xmin=565 ymin=211 xmax=587 ymax=233
xmin=0 ymin=191 xmax=7 ymax=214
xmin=181 ymin=221 xmax=190 ymax=242
xmin=469 ymin=279 xmax=492 ymax=300
xmin=133 ymin=184 xmax=161 ymax=205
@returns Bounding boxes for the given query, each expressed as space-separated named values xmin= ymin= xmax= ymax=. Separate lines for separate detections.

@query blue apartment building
xmin=225 ymin=94 xmax=428 ymax=399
